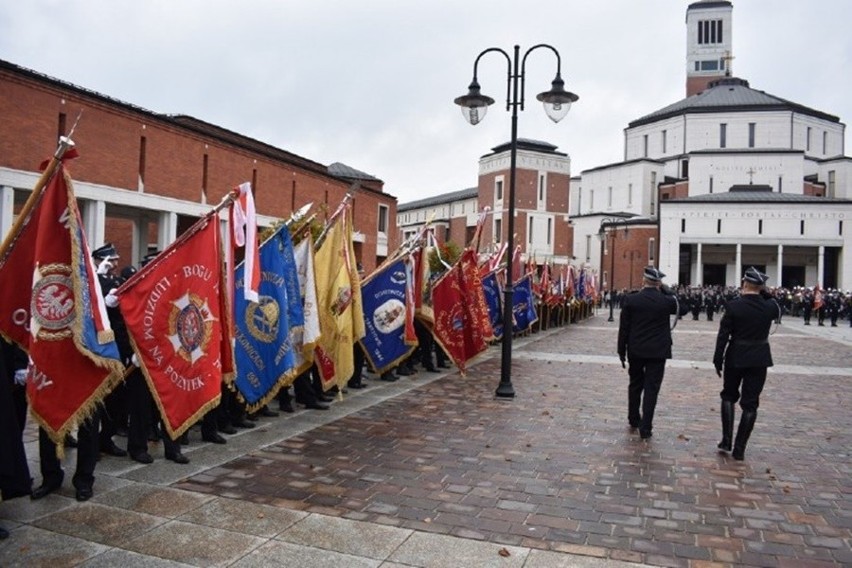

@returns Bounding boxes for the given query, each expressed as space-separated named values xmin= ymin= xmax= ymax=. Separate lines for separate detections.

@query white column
xmin=81 ymin=199 xmax=106 ymax=248
xmin=817 ymin=245 xmax=825 ymax=288
xmin=776 ymin=244 xmax=784 ymax=286
xmin=735 ymin=243 xmax=742 ymax=286
xmin=0 ymin=186 xmax=14 ymax=241
xmin=695 ymin=243 xmax=703 ymax=286
xmin=158 ymin=211 xmax=177 ymax=250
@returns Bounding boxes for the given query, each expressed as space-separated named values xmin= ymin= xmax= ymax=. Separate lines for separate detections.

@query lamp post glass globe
xmin=536 ymin=75 xmax=579 ymax=123
xmin=454 ymin=80 xmax=495 ymax=126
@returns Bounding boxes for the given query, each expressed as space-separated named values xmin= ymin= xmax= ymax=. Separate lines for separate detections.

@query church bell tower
xmin=685 ymin=0 xmax=733 ymax=96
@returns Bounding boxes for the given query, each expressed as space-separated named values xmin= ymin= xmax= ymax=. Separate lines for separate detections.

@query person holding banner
xmin=1 ymin=338 xmax=31 ymax=538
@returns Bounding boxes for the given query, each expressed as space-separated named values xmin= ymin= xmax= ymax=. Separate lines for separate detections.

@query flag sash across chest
xmin=117 ymin=217 xmax=233 ymax=440
xmin=0 ymin=164 xmax=123 ymax=444
xmin=233 ymin=226 xmax=302 ymax=410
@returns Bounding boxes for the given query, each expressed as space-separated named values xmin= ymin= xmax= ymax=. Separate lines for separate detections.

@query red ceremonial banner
xmin=431 ymin=248 xmax=493 ymax=374
xmin=0 ymin=166 xmax=123 ymax=443
xmin=118 ymin=218 xmax=232 ymax=439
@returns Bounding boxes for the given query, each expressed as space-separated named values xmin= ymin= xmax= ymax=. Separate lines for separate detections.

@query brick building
xmin=0 ymin=59 xmax=397 ymax=272
xmin=398 ymin=139 xmax=575 ymax=269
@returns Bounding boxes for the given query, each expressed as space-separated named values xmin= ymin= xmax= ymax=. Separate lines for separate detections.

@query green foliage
xmin=428 ymin=240 xmax=462 ymax=272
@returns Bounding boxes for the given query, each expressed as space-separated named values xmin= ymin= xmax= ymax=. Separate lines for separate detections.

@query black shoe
xmin=279 ymin=399 xmax=295 ymax=413
xmin=380 ymin=371 xmax=399 ymax=382
xmin=218 ymin=424 xmax=238 ymax=435
xmin=640 ymin=430 xmax=652 ymax=440
xmin=115 ymin=427 xmax=129 ymax=438
xmin=101 ymin=441 xmax=128 ymax=457
xmin=75 ymin=487 xmax=93 ymax=502
xmin=259 ymin=406 xmax=279 ymax=417
xmin=244 ymin=413 xmax=259 ymax=422
xmin=717 ymin=400 xmax=735 ymax=453
xmin=232 ymin=418 xmax=256 ymax=429
xmin=64 ymin=433 xmax=78 ymax=448
xmin=0 ymin=526 xmax=8 ymax=540
xmin=347 ymin=381 xmax=367 ymax=389
xmin=202 ymin=433 xmax=227 ymax=444
xmin=316 ymin=393 xmax=335 ymax=402
xmin=304 ymin=401 xmax=330 ymax=410
xmin=732 ymin=410 xmax=757 ymax=461
xmin=165 ymin=452 xmax=190 ymax=464
xmin=130 ymin=451 xmax=154 ymax=464
xmin=31 ymin=479 xmax=63 ymax=500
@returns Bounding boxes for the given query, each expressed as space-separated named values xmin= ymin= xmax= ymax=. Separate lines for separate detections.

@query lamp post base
xmin=495 ymin=383 xmax=516 ymax=398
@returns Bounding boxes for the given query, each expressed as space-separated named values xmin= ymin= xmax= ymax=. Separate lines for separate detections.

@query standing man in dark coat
xmin=713 ymin=267 xmax=779 ymax=461
xmin=617 ymin=267 xmax=688 ymax=439
xmin=1 ymin=338 xmax=31 ymax=539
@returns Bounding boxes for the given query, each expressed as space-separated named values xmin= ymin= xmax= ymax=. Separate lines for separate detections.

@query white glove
xmin=131 ymin=353 xmax=139 ymax=367
xmin=13 ymin=369 xmax=27 ymax=386
xmin=96 ymin=258 xmax=113 ymax=275
xmin=105 ymin=289 xmax=119 ymax=308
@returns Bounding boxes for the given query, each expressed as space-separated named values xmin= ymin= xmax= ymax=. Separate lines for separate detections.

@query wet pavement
xmin=2 ymin=310 xmax=851 ymax=567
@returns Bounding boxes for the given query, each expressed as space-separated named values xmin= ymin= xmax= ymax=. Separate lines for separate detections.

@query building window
xmin=590 ymin=189 xmax=594 ymax=210
xmin=538 ymin=174 xmax=546 ymax=203
xmin=778 ymin=176 xmax=783 ymax=193
xmin=495 ymin=218 xmax=502 ymax=242
xmin=495 ymin=178 xmax=503 ymax=201
xmin=650 ymin=172 xmax=657 ymax=213
xmin=628 ymin=183 xmax=633 ymax=205
xmin=528 ymin=217 xmax=534 ymax=244
xmin=828 ymin=170 xmax=836 ymax=198
xmin=138 ymin=136 xmax=147 ymax=191
xmin=698 ymin=19 xmax=723 ymax=45
xmin=647 ymin=238 xmax=655 ymax=263
xmin=607 ymin=186 xmax=613 ymax=208
xmin=681 ymin=159 xmax=689 ymax=178
xmin=700 ymin=60 xmax=719 ymax=71
xmin=378 ymin=204 xmax=389 ymax=233
xmin=576 ymin=187 xmax=582 ymax=214
xmin=717 ymin=219 xmax=722 ymax=234
xmin=662 ymin=130 xmax=667 ymax=153
xmin=839 ymin=220 xmax=843 ymax=236
xmin=748 ymin=123 xmax=756 ymax=148
xmin=58 ymin=112 xmax=67 ymax=140
xmin=758 ymin=220 xmax=763 ymax=235
xmin=202 ymin=153 xmax=209 ymax=201
xmin=806 ymin=127 xmax=811 ymax=151
xmin=681 ymin=219 xmax=686 ymax=233
xmin=823 ymin=131 xmax=828 ymax=154
xmin=547 ymin=218 xmax=552 ymax=245
xmin=643 ymin=134 xmax=648 ymax=158
xmin=585 ymin=235 xmax=591 ymax=262
xmin=800 ymin=220 xmax=805 ymax=235
xmin=720 ymin=123 xmax=727 ymax=148
xmin=709 ymin=175 xmax=714 ymax=193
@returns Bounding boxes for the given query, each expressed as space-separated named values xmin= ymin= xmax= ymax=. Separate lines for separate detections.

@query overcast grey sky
xmin=1 ymin=1 xmax=850 ymax=205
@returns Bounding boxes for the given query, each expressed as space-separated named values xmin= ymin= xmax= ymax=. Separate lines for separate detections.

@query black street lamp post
xmin=455 ymin=44 xmax=578 ymax=398
xmin=599 ymin=217 xmax=624 ymax=323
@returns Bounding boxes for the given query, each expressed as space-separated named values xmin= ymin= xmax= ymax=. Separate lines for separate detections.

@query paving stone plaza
xmin=1 ymin=311 xmax=850 ymax=567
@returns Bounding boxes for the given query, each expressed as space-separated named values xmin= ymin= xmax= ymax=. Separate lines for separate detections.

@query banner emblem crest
xmin=31 ymin=263 xmax=74 ymax=339
xmin=168 ymin=292 xmax=215 ymax=363
xmin=245 ymin=295 xmax=279 ymax=343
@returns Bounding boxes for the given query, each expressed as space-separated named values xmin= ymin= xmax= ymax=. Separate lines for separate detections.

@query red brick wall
xmin=0 ymin=65 xmax=397 ymax=273
xmin=803 ymin=181 xmax=825 ymax=197
xmin=601 ymin=226 xmax=658 ymax=291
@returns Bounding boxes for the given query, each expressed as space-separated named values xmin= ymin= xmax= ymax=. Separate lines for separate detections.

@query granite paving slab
xmin=31 ymin=502 xmax=166 ymax=547
xmin=177 ymin=496 xmax=308 ymax=538
xmin=277 ymin=513 xmax=412 ymax=560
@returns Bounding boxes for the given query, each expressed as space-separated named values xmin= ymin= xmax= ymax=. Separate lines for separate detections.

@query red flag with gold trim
xmin=431 ymin=248 xmax=493 ymax=374
xmin=0 ymin=164 xmax=124 ymax=445
xmin=117 ymin=217 xmax=234 ymax=439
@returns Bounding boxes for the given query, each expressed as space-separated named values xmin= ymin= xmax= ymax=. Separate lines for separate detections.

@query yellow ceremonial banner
xmin=313 ymin=208 xmax=365 ymax=390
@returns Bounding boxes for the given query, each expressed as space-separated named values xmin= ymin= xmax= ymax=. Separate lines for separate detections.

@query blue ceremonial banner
xmin=359 ymin=257 xmax=416 ymax=374
xmin=234 ymin=227 xmax=302 ymax=408
xmin=577 ymin=269 xmax=586 ymax=299
xmin=481 ymin=270 xmax=503 ymax=340
xmin=512 ymin=274 xmax=538 ymax=333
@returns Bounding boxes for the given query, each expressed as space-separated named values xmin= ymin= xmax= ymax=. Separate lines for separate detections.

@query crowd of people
xmin=0 ymin=243 xmax=453 ymax=539
xmin=605 ymin=284 xmax=852 ymax=327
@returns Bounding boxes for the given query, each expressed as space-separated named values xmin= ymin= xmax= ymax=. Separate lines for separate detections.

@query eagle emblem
xmin=31 ymin=264 xmax=75 ymax=340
